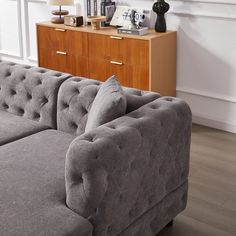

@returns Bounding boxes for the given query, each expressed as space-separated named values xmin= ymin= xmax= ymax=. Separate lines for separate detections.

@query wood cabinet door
xmin=37 ymin=25 xmax=88 ymax=77
xmin=108 ymin=36 xmax=149 ymax=65
xmin=88 ymin=33 xmax=149 ymax=90
xmin=38 ymin=49 xmax=69 ymax=73
xmin=37 ymin=25 xmax=68 ymax=51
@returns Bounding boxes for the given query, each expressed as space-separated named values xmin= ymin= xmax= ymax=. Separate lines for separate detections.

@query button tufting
xmin=5 ymin=72 xmax=11 ymax=77
xmin=34 ymin=112 xmax=40 ymax=119
xmin=81 ymin=106 xmax=87 ymax=114
xmin=70 ymin=122 xmax=78 ymax=129
xmin=10 ymin=89 xmax=16 ymax=95
xmin=128 ymin=209 xmax=135 ymax=218
xmin=165 ymin=97 xmax=173 ymax=102
xmin=150 ymin=104 xmax=159 ymax=109
xmin=38 ymin=69 xmax=46 ymax=73
xmin=78 ymin=176 xmax=83 ymax=182
xmin=37 ymin=79 xmax=42 ymax=85
xmin=21 ymin=76 xmax=26 ymax=81
xmin=18 ymin=108 xmax=24 ymax=115
xmin=27 ymin=93 xmax=32 ymax=100
xmin=73 ymin=88 xmax=80 ymax=94
xmin=54 ymin=73 xmax=62 ymax=77
xmin=42 ymin=97 xmax=48 ymax=104
xmin=107 ymin=225 xmax=112 ymax=234
xmin=24 ymin=66 xmax=31 ymax=69
xmin=2 ymin=103 xmax=9 ymax=109
xmin=62 ymin=102 xmax=69 ymax=109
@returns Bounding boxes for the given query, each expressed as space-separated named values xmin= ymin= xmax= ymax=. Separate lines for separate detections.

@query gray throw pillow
xmin=85 ymin=75 xmax=127 ymax=132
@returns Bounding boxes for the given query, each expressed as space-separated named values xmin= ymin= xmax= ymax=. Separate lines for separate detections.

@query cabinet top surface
xmin=37 ymin=21 xmax=176 ymax=41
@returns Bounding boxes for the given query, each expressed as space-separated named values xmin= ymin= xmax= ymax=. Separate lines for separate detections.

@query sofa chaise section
xmin=0 ymin=129 xmax=93 ymax=236
xmin=0 ymin=67 xmax=192 ymax=236
xmin=65 ymin=97 xmax=192 ymax=236
xmin=0 ymin=61 xmax=71 ymax=145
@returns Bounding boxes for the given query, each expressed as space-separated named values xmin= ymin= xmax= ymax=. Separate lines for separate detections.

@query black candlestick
xmin=152 ymin=0 xmax=170 ymax=32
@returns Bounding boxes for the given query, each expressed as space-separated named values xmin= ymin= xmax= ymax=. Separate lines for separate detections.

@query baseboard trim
xmin=192 ymin=113 xmax=236 ymax=134
xmin=176 ymin=87 xmax=236 ymax=104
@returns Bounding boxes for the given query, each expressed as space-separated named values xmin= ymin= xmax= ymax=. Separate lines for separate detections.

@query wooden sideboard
xmin=36 ymin=22 xmax=176 ymax=96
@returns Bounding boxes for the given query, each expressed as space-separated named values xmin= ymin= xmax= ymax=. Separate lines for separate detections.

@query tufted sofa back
xmin=0 ymin=61 xmax=71 ymax=129
xmin=57 ymin=77 xmax=160 ymax=136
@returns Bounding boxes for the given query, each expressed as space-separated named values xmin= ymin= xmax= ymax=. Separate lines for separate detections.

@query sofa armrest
xmin=65 ymin=97 xmax=192 ymax=236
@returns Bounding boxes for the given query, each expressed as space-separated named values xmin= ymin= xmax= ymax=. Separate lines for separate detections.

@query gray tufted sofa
xmin=0 ymin=60 xmax=71 ymax=145
xmin=0 ymin=60 xmax=192 ymax=236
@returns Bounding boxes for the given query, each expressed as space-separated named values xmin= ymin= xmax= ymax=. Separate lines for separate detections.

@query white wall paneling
xmin=0 ymin=0 xmax=236 ymax=133
xmin=165 ymin=0 xmax=236 ymax=133
xmin=24 ymin=0 xmax=51 ymax=62
xmin=0 ymin=0 xmax=23 ymax=59
xmin=117 ymin=0 xmax=236 ymax=133
xmin=0 ymin=0 xmax=76 ymax=64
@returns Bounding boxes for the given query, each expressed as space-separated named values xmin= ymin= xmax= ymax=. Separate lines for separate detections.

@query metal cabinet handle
xmin=110 ymin=36 xmax=123 ymax=40
xmin=56 ymin=51 xmax=67 ymax=55
xmin=110 ymin=61 xmax=123 ymax=65
xmin=55 ymin=28 xmax=66 ymax=32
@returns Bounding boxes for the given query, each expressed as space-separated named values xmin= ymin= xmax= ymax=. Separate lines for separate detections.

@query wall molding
xmin=24 ymin=0 xmax=47 ymax=62
xmin=26 ymin=0 xmax=46 ymax=3
xmin=168 ymin=0 xmax=236 ymax=20
xmin=192 ymin=112 xmax=236 ymax=134
xmin=169 ymin=0 xmax=236 ymax=5
xmin=0 ymin=0 xmax=24 ymax=60
xmin=177 ymin=87 xmax=236 ymax=104
xmin=168 ymin=11 xmax=236 ymax=21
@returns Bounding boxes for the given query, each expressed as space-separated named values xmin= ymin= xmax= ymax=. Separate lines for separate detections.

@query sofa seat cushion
xmin=0 ymin=130 xmax=93 ymax=236
xmin=0 ymin=110 xmax=49 ymax=146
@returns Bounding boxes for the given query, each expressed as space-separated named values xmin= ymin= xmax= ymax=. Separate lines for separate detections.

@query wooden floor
xmin=157 ymin=124 xmax=236 ymax=236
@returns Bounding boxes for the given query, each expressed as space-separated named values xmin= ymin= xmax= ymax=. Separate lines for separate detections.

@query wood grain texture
xmin=37 ymin=21 xmax=175 ymax=41
xmin=37 ymin=25 xmax=88 ymax=77
xmin=37 ymin=22 xmax=176 ymax=94
xmin=150 ymin=32 xmax=177 ymax=96
xmin=87 ymin=33 xmax=149 ymax=89
xmin=157 ymin=124 xmax=236 ymax=236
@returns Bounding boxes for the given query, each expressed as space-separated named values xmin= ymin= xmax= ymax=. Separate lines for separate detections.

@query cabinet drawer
xmin=37 ymin=25 xmax=88 ymax=57
xmin=88 ymin=33 xmax=149 ymax=66
xmin=108 ymin=36 xmax=149 ymax=66
xmin=38 ymin=48 xmax=88 ymax=77
xmin=88 ymin=58 xmax=149 ymax=90
xmin=38 ymin=49 xmax=69 ymax=73
xmin=37 ymin=25 xmax=68 ymax=51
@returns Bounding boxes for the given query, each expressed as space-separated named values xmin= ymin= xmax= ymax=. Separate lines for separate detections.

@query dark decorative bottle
xmin=152 ymin=0 xmax=170 ymax=32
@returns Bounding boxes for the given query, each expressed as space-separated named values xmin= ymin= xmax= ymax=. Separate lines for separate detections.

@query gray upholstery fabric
xmin=119 ymin=182 xmax=188 ymax=236
xmin=0 ymin=110 xmax=48 ymax=146
xmin=65 ymin=96 xmax=192 ymax=236
xmin=57 ymin=76 xmax=160 ymax=136
xmin=85 ymin=75 xmax=127 ymax=132
xmin=124 ymin=87 xmax=160 ymax=113
xmin=0 ymin=130 xmax=93 ymax=236
xmin=0 ymin=61 xmax=71 ymax=129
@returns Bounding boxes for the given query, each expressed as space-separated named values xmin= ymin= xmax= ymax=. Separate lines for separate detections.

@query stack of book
xmin=87 ymin=0 xmax=116 ymax=26
xmin=87 ymin=0 xmax=101 ymax=16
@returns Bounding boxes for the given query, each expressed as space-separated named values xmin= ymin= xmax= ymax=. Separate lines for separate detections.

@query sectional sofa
xmin=0 ymin=60 xmax=192 ymax=236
